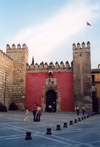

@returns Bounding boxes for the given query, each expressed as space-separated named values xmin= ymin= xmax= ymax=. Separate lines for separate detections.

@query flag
xmin=87 ymin=22 xmax=91 ymax=26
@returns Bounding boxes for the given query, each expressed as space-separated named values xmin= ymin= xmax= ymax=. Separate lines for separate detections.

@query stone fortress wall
xmin=0 ymin=49 xmax=13 ymax=109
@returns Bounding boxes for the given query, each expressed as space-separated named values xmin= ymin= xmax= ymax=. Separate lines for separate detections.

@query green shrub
xmin=0 ymin=103 xmax=7 ymax=112
xmin=9 ymin=103 xmax=18 ymax=110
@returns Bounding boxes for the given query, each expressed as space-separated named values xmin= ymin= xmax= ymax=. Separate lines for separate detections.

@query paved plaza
xmin=0 ymin=111 xmax=100 ymax=147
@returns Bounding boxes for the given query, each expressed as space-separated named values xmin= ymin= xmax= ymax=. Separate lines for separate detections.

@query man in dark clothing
xmin=32 ymin=103 xmax=38 ymax=122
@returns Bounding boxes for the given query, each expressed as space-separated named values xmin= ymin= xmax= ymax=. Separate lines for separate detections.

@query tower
xmin=73 ymin=42 xmax=92 ymax=111
xmin=6 ymin=44 xmax=28 ymax=109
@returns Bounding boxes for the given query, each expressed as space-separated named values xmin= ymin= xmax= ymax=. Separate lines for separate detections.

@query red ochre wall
xmin=26 ymin=72 xmax=74 ymax=111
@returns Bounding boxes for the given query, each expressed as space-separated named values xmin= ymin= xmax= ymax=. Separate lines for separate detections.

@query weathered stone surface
xmin=6 ymin=44 xmax=28 ymax=109
xmin=0 ymin=50 xmax=13 ymax=109
xmin=73 ymin=42 xmax=92 ymax=112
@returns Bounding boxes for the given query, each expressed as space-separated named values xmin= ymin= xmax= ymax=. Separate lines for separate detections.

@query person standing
xmin=76 ymin=105 xmax=80 ymax=115
xmin=32 ymin=103 xmax=38 ymax=122
xmin=24 ymin=107 xmax=29 ymax=122
xmin=36 ymin=105 xmax=42 ymax=122
xmin=82 ymin=105 xmax=85 ymax=115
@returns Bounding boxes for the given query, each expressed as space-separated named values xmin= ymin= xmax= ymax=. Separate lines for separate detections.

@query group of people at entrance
xmin=24 ymin=103 xmax=42 ymax=122
xmin=75 ymin=105 xmax=85 ymax=115
xmin=32 ymin=103 xmax=42 ymax=122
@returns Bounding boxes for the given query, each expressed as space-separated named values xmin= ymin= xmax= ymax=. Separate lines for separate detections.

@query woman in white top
xmin=36 ymin=105 xmax=41 ymax=122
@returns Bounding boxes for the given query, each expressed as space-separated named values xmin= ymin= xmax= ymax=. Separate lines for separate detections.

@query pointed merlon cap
xmin=40 ymin=61 xmax=44 ymax=65
xmin=77 ymin=42 xmax=80 ymax=49
xmin=66 ymin=61 xmax=69 ymax=64
xmin=35 ymin=63 xmax=38 ymax=67
xmin=82 ymin=42 xmax=85 ymax=48
xmin=12 ymin=44 xmax=16 ymax=49
xmin=45 ymin=62 xmax=48 ymax=65
xmin=87 ymin=41 xmax=90 ymax=48
xmin=82 ymin=42 xmax=85 ymax=45
xmin=22 ymin=43 xmax=27 ymax=48
xmin=55 ymin=61 xmax=58 ymax=64
xmin=60 ymin=61 xmax=64 ymax=64
xmin=50 ymin=62 xmax=53 ymax=64
xmin=6 ymin=44 xmax=10 ymax=49
xmin=17 ymin=44 xmax=21 ymax=49
xmin=72 ymin=43 xmax=76 ymax=49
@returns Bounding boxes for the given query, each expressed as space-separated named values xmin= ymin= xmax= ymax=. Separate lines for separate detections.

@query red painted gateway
xmin=26 ymin=71 xmax=74 ymax=112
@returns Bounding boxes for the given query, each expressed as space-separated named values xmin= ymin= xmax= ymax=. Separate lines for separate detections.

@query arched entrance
xmin=46 ymin=90 xmax=56 ymax=112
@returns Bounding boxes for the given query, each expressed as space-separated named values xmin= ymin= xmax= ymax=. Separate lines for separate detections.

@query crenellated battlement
xmin=6 ymin=43 xmax=28 ymax=58
xmin=6 ymin=43 xmax=28 ymax=50
xmin=73 ymin=42 xmax=90 ymax=53
xmin=26 ymin=60 xmax=72 ymax=73
xmin=0 ymin=49 xmax=13 ymax=61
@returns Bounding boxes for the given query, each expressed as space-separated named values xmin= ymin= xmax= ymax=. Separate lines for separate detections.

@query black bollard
xmin=82 ymin=117 xmax=84 ymax=120
xmin=84 ymin=116 xmax=86 ymax=119
xmin=63 ymin=123 xmax=68 ymax=128
xmin=87 ymin=114 xmax=89 ymax=118
xmin=46 ymin=128 xmax=52 ymax=135
xmin=56 ymin=125 xmax=61 ymax=130
xmin=70 ymin=121 xmax=73 ymax=125
xmin=78 ymin=118 xmax=81 ymax=121
xmin=74 ymin=119 xmax=78 ymax=123
xmin=25 ymin=132 xmax=32 ymax=140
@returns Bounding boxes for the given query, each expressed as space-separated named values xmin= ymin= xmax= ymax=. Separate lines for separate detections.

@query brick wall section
xmin=0 ymin=50 xmax=13 ymax=109
xmin=73 ymin=42 xmax=92 ymax=111
xmin=6 ymin=44 xmax=28 ymax=110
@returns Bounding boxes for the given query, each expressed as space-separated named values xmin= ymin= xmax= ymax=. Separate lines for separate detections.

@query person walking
xmin=24 ymin=107 xmax=29 ymax=122
xmin=82 ymin=105 xmax=85 ymax=115
xmin=76 ymin=105 xmax=80 ymax=115
xmin=32 ymin=103 xmax=38 ymax=122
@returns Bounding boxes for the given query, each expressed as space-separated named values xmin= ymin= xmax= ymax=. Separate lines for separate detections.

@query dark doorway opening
xmin=92 ymin=91 xmax=99 ymax=112
xmin=46 ymin=90 xmax=56 ymax=112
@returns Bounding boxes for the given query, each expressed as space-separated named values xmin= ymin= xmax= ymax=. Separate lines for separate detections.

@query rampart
xmin=0 ymin=49 xmax=13 ymax=108
xmin=26 ymin=61 xmax=73 ymax=73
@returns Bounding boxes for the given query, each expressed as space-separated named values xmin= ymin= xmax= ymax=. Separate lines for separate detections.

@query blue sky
xmin=0 ymin=0 xmax=100 ymax=68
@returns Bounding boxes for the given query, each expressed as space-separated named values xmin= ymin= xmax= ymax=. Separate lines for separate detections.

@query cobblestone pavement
xmin=0 ymin=111 xmax=100 ymax=147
